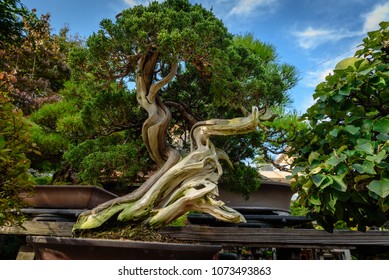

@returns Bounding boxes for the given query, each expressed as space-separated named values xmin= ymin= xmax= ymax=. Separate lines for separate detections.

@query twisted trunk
xmin=73 ymin=54 xmax=273 ymax=232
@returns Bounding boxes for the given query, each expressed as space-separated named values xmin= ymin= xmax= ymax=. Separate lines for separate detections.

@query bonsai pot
xmin=187 ymin=180 xmax=302 ymax=228
xmin=218 ymin=180 xmax=294 ymax=215
xmin=27 ymin=236 xmax=221 ymax=260
xmin=20 ymin=185 xmax=118 ymax=209
xmin=20 ymin=185 xmax=118 ymax=222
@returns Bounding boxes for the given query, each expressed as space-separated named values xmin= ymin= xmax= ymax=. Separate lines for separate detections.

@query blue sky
xmin=23 ymin=0 xmax=389 ymax=113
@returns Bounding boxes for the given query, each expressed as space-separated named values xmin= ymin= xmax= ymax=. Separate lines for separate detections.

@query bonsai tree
xmin=289 ymin=22 xmax=389 ymax=232
xmin=68 ymin=0 xmax=297 ymax=231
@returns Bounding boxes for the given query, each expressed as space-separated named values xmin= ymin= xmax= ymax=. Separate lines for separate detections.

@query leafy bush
xmin=289 ymin=22 xmax=389 ymax=232
xmin=0 ymin=95 xmax=33 ymax=226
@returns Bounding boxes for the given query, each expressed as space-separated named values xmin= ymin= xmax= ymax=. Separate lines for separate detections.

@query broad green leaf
xmin=377 ymin=133 xmax=389 ymax=141
xmin=366 ymin=150 xmax=386 ymax=163
xmin=310 ymin=166 xmax=322 ymax=174
xmin=308 ymin=151 xmax=320 ymax=164
xmin=378 ymin=198 xmax=389 ymax=213
xmin=332 ymin=94 xmax=344 ymax=103
xmin=325 ymin=156 xmax=342 ymax=167
xmin=355 ymin=142 xmax=374 ymax=155
xmin=291 ymin=166 xmax=304 ymax=176
xmin=379 ymin=21 xmax=389 ymax=29
xmin=360 ymin=119 xmax=373 ymax=133
xmin=373 ymin=119 xmax=389 ymax=134
xmin=354 ymin=174 xmax=372 ymax=183
xmin=329 ymin=128 xmax=339 ymax=137
xmin=327 ymin=194 xmax=337 ymax=214
xmin=367 ymin=179 xmax=389 ymax=198
xmin=380 ymin=21 xmax=389 ymax=29
xmin=313 ymin=174 xmax=326 ymax=187
xmin=330 ymin=175 xmax=347 ymax=192
xmin=336 ymin=162 xmax=349 ymax=176
xmin=337 ymin=145 xmax=348 ymax=154
xmin=338 ymin=86 xmax=351 ymax=96
xmin=344 ymin=125 xmax=360 ymax=135
xmin=302 ymin=180 xmax=313 ymax=193
xmin=321 ymin=176 xmax=334 ymax=189
xmin=309 ymin=194 xmax=321 ymax=205
xmin=352 ymin=161 xmax=376 ymax=175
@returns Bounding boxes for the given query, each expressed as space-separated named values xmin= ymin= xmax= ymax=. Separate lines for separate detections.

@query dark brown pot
xmin=20 ymin=185 xmax=118 ymax=209
xmin=27 ymin=236 xmax=221 ymax=260
xmin=218 ymin=181 xmax=294 ymax=214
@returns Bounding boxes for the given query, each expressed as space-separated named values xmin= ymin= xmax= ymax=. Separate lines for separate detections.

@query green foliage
xmin=289 ymin=22 xmax=389 ymax=232
xmin=290 ymin=200 xmax=309 ymax=217
xmin=219 ymin=162 xmax=261 ymax=199
xmin=81 ymin=87 xmax=145 ymax=136
xmin=30 ymin=123 xmax=70 ymax=158
xmin=30 ymin=175 xmax=52 ymax=185
xmin=30 ymin=99 xmax=79 ymax=131
xmin=1 ymin=6 xmax=72 ymax=114
xmin=63 ymin=135 xmax=148 ymax=185
xmin=0 ymin=0 xmax=27 ymax=43
xmin=0 ymin=95 xmax=33 ymax=226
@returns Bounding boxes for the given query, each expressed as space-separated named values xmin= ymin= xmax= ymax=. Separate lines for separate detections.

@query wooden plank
xmin=0 ymin=221 xmax=74 ymax=237
xmin=16 ymin=245 xmax=35 ymax=260
xmin=160 ymin=226 xmax=389 ymax=248
xmin=2 ymin=222 xmax=389 ymax=249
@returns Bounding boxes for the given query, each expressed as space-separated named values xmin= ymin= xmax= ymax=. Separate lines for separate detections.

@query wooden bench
xmin=1 ymin=221 xmax=389 ymax=259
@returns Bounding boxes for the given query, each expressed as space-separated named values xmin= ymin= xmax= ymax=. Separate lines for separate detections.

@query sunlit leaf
xmin=366 ymin=150 xmax=386 ymax=163
xmin=325 ymin=156 xmax=342 ymax=166
xmin=329 ymin=175 xmax=347 ymax=192
xmin=308 ymin=151 xmax=320 ymax=164
xmin=355 ymin=142 xmax=374 ymax=155
xmin=344 ymin=125 xmax=360 ymax=135
xmin=367 ymin=179 xmax=389 ymax=198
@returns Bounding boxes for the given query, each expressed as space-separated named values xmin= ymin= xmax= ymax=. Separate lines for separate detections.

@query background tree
xmin=0 ymin=0 xmax=27 ymax=43
xmin=1 ymin=5 xmax=73 ymax=115
xmin=67 ymin=0 xmax=297 ymax=231
xmin=0 ymin=1 xmax=78 ymax=222
xmin=289 ymin=22 xmax=389 ymax=232
xmin=0 ymin=94 xmax=33 ymax=226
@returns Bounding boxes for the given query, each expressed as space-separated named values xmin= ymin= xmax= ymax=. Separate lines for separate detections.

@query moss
xmin=73 ymin=222 xmax=181 ymax=243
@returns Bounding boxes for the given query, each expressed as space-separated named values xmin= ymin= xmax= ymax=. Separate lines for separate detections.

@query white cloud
xmin=123 ymin=0 xmax=137 ymax=6
xmin=302 ymin=44 xmax=358 ymax=88
xmin=300 ymin=95 xmax=316 ymax=113
xmin=228 ymin=0 xmax=278 ymax=16
xmin=362 ymin=2 xmax=389 ymax=33
xmin=293 ymin=27 xmax=362 ymax=50
xmin=304 ymin=67 xmax=333 ymax=88
xmin=123 ymin=0 xmax=165 ymax=7
xmin=294 ymin=2 xmax=389 ymax=50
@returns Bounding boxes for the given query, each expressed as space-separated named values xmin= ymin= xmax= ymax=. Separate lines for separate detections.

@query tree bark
xmin=73 ymin=54 xmax=273 ymax=232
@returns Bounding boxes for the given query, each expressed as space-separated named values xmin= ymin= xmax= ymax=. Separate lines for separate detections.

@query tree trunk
xmin=73 ymin=54 xmax=273 ymax=232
